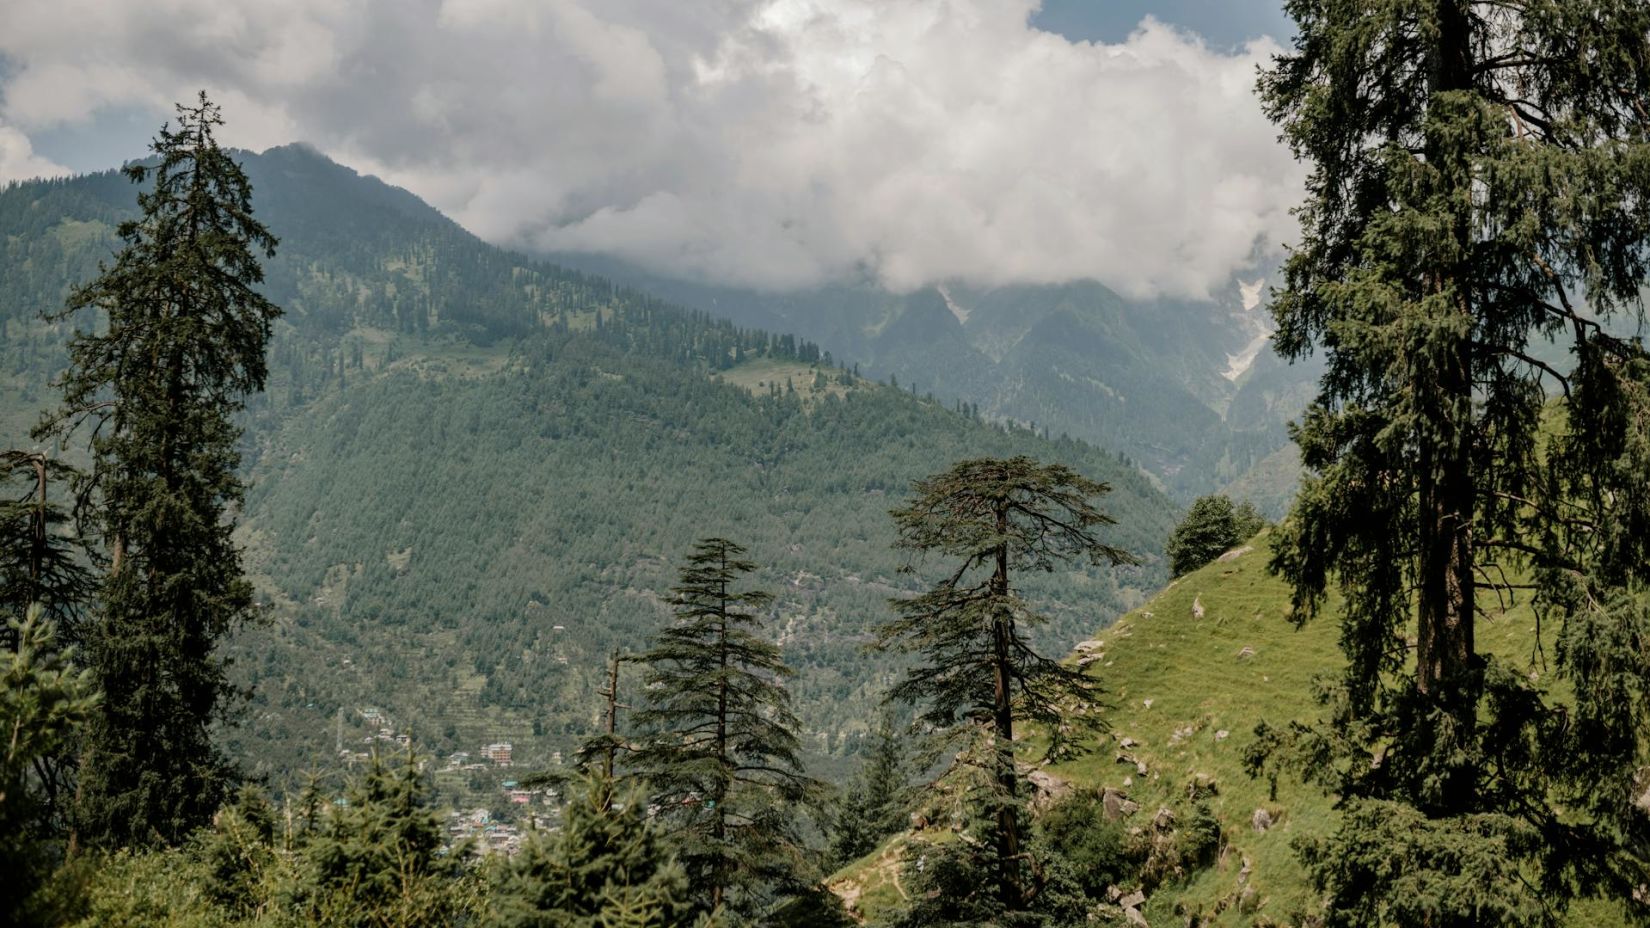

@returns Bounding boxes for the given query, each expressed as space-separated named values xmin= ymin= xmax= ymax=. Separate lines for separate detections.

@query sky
xmin=0 ymin=0 xmax=1305 ymax=298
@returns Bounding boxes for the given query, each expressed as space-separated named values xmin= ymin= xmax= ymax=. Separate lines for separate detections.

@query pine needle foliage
xmin=1257 ymin=1 xmax=1650 ymax=922
xmin=876 ymin=456 xmax=1135 ymax=911
xmin=828 ymin=710 xmax=910 ymax=867
xmin=1 ymin=606 xmax=98 ymax=926
xmin=37 ymin=92 xmax=282 ymax=849
xmin=629 ymin=538 xmax=819 ymax=920
xmin=489 ymin=771 xmax=695 ymax=928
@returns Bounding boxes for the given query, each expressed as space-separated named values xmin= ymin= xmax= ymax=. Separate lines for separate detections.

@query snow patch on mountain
xmin=1222 ymin=278 xmax=1272 ymax=381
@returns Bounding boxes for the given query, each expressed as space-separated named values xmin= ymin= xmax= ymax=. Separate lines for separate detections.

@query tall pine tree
xmin=1257 ymin=2 xmax=1650 ymax=922
xmin=38 ymin=92 xmax=281 ymax=849
xmin=876 ymin=456 xmax=1133 ymax=912
xmin=629 ymin=538 xmax=819 ymax=920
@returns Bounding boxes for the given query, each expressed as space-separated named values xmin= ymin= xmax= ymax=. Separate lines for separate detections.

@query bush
xmin=1166 ymin=496 xmax=1265 ymax=577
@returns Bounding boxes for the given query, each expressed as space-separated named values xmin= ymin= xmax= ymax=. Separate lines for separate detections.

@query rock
xmin=1125 ymin=906 xmax=1150 ymax=927
xmin=1153 ymin=806 xmax=1176 ymax=830
xmin=1102 ymin=787 xmax=1139 ymax=821
xmin=1079 ymin=653 xmax=1105 ymax=667
xmin=1635 ymin=768 xmax=1650 ymax=814
xmin=1123 ymin=776 xmax=1133 ymax=786
xmin=1216 ymin=545 xmax=1254 ymax=562
xmin=1192 ymin=595 xmax=1206 ymax=619
xmin=1143 ymin=698 xmax=1154 ymax=709
xmin=1215 ymin=729 xmax=1230 ymax=741
xmin=1120 ymin=736 xmax=1139 ymax=748
xmin=1238 ymin=856 xmax=1253 ymax=885
xmin=1075 ymin=639 xmax=1104 ymax=652
xmin=1136 ymin=761 xmax=1149 ymax=776
xmin=1121 ymin=890 xmax=1147 ymax=909
xmin=1236 ymin=646 xmax=1256 ymax=660
xmin=1027 ymin=769 xmax=1073 ymax=808
xmin=1252 ymin=808 xmax=1274 ymax=833
xmin=1238 ymin=885 xmax=1259 ymax=914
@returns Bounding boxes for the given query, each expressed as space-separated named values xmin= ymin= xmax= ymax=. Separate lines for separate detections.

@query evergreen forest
xmin=4 ymin=2 xmax=1650 ymax=926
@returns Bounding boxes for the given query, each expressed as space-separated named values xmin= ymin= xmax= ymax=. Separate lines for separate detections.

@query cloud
xmin=0 ymin=121 xmax=69 ymax=184
xmin=0 ymin=0 xmax=1304 ymax=297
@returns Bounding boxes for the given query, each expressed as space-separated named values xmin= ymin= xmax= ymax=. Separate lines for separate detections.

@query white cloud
xmin=0 ymin=0 xmax=1304 ymax=297
xmin=0 ymin=122 xmax=68 ymax=184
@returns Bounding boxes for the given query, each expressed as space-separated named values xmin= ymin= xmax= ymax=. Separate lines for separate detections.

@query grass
xmin=716 ymin=358 xmax=853 ymax=403
xmin=833 ymin=532 xmax=1620 ymax=926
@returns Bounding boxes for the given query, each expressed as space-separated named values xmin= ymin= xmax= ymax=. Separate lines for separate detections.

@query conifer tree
xmin=1165 ymin=494 xmax=1265 ymax=577
xmin=0 ymin=606 xmax=98 ymax=926
xmin=629 ymin=538 xmax=819 ymax=920
xmin=1257 ymin=2 xmax=1650 ymax=922
xmin=828 ymin=710 xmax=909 ymax=866
xmin=876 ymin=456 xmax=1134 ymax=911
xmin=37 ymin=92 xmax=282 ymax=848
xmin=490 ymin=772 xmax=695 ymax=928
xmin=295 ymin=752 xmax=478 ymax=927
xmin=0 ymin=452 xmax=93 ymax=649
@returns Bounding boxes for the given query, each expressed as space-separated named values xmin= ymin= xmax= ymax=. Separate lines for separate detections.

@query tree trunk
xmin=713 ymin=566 xmax=729 ymax=914
xmin=991 ymin=504 xmax=1022 ymax=909
xmin=1416 ymin=0 xmax=1478 ymax=733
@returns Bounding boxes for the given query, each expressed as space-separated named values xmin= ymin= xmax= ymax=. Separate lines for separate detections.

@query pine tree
xmin=295 ymin=752 xmax=478 ymax=928
xmin=490 ymin=772 xmax=694 ymax=928
xmin=0 ymin=453 xmax=93 ymax=642
xmin=0 ymin=454 xmax=91 ymax=861
xmin=828 ymin=710 xmax=908 ymax=866
xmin=875 ymin=456 xmax=1134 ymax=911
xmin=1257 ymin=3 xmax=1650 ymax=922
xmin=629 ymin=538 xmax=819 ymax=919
xmin=0 ymin=606 xmax=98 ymax=926
xmin=1165 ymin=494 xmax=1265 ymax=577
xmin=37 ymin=92 xmax=282 ymax=848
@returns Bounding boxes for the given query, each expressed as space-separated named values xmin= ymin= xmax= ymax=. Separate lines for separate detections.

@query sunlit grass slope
xmin=834 ymin=532 xmax=1619 ymax=927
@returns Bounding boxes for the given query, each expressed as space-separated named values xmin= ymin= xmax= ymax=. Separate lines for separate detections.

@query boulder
xmin=1252 ymin=808 xmax=1274 ymax=833
xmin=1121 ymin=890 xmax=1146 ymax=909
xmin=1027 ymin=769 xmax=1073 ymax=808
xmin=1102 ymin=787 xmax=1140 ymax=821
xmin=1192 ymin=595 xmax=1206 ymax=619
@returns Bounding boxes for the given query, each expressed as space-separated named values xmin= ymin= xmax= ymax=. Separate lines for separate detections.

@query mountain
xmin=0 ymin=145 xmax=1178 ymax=793
xmin=542 ymin=254 xmax=1322 ymax=504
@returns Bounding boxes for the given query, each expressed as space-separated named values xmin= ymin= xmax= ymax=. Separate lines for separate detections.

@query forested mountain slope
xmin=549 ymin=255 xmax=1321 ymax=503
xmin=0 ymin=148 xmax=1177 ymax=790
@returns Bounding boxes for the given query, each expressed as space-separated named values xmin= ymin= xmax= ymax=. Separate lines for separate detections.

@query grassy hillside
xmin=832 ymin=533 xmax=1623 ymax=927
